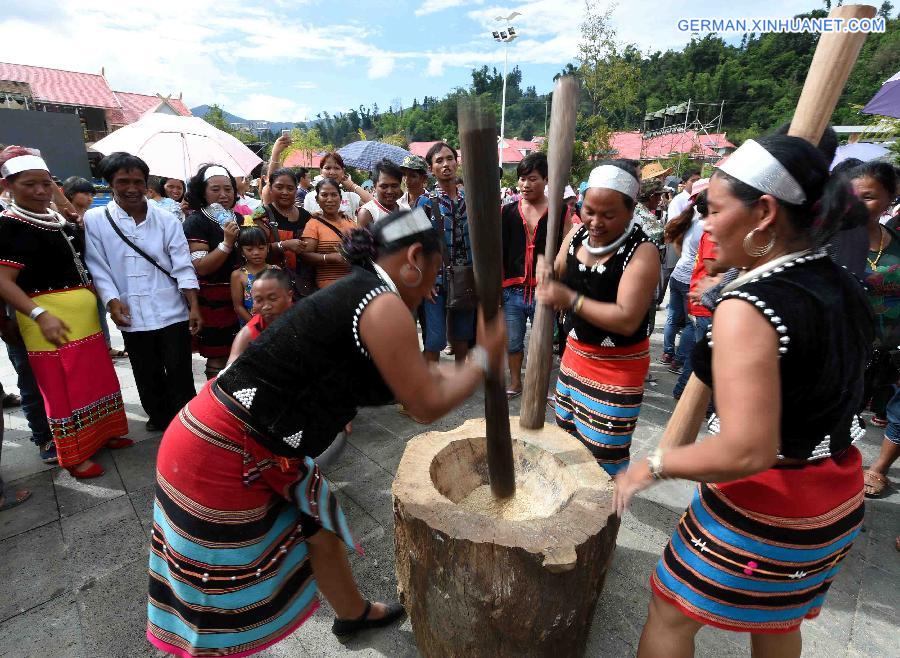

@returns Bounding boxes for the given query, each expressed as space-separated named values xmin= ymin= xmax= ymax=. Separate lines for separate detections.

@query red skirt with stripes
xmin=194 ymin=281 xmax=239 ymax=358
xmin=651 ymin=447 xmax=864 ymax=633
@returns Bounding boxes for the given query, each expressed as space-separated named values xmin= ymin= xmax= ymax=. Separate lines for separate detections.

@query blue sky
xmin=3 ymin=0 xmax=820 ymax=122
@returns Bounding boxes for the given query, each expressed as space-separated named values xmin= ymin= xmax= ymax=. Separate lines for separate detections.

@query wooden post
xmin=789 ymin=4 xmax=877 ymax=144
xmin=658 ymin=3 xmax=877 ymax=451
xmin=458 ymin=98 xmax=515 ymax=498
xmin=520 ymin=77 xmax=580 ymax=429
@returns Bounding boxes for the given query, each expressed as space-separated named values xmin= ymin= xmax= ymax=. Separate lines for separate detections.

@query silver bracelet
xmin=467 ymin=345 xmax=490 ymax=377
xmin=29 ymin=306 xmax=47 ymax=321
xmin=217 ymin=241 xmax=232 ymax=254
xmin=647 ymin=447 xmax=667 ymax=480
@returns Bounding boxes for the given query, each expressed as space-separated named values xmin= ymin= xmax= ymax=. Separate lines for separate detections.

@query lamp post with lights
xmin=492 ymin=18 xmax=518 ymax=165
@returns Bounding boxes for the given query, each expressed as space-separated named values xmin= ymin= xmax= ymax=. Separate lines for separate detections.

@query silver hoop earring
xmin=743 ymin=228 xmax=775 ymax=258
xmin=401 ymin=264 xmax=423 ymax=288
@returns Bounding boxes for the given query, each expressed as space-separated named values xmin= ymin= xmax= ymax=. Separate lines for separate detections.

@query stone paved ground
xmin=0 ymin=310 xmax=897 ymax=657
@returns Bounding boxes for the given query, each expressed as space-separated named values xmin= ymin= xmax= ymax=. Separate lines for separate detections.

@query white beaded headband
xmin=718 ymin=139 xmax=806 ymax=205
xmin=203 ymin=165 xmax=230 ymax=181
xmin=1 ymin=154 xmax=49 ymax=179
xmin=378 ymin=207 xmax=432 ymax=243
xmin=587 ymin=165 xmax=639 ymax=201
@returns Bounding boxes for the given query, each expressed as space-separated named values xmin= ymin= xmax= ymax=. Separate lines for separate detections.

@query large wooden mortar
xmin=393 ymin=417 xmax=619 ymax=657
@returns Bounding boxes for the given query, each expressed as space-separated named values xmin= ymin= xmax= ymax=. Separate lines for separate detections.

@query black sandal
xmin=331 ymin=600 xmax=406 ymax=639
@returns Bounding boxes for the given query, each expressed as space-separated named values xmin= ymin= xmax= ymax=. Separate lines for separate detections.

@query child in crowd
xmin=227 ymin=268 xmax=294 ymax=364
xmin=230 ymin=223 xmax=274 ymax=325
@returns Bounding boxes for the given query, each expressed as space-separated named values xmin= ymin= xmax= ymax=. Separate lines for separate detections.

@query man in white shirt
xmin=84 ymin=153 xmax=202 ymax=433
xmin=666 ymin=168 xmax=700 ymax=221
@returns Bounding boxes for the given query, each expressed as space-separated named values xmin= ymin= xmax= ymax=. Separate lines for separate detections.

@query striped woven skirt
xmin=651 ymin=446 xmax=864 ymax=634
xmin=555 ymin=336 xmax=650 ymax=476
xmin=147 ymin=382 xmax=357 ymax=657
xmin=194 ymin=281 xmax=240 ymax=359
xmin=17 ymin=287 xmax=128 ymax=467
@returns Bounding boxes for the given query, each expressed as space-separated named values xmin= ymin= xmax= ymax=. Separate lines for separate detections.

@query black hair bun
xmin=341 ymin=227 xmax=378 ymax=266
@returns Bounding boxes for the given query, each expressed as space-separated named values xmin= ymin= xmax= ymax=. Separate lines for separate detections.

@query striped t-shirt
xmin=302 ymin=215 xmax=356 ymax=289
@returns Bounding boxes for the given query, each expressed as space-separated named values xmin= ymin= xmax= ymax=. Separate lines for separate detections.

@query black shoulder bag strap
xmin=313 ymin=215 xmax=346 ymax=240
xmin=104 ymin=208 xmax=178 ymax=285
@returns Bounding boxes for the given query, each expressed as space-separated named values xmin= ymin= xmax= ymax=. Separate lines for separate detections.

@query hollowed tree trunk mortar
xmin=393 ymin=418 xmax=620 ymax=657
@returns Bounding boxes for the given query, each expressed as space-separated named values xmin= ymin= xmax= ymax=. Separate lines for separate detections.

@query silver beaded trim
xmin=775 ymin=415 xmax=867 ymax=461
xmin=716 ymin=290 xmax=790 ymax=357
xmin=283 ymin=429 xmax=303 ymax=449
xmin=352 ymin=286 xmax=392 ymax=358
xmin=232 ymin=387 xmax=257 ymax=409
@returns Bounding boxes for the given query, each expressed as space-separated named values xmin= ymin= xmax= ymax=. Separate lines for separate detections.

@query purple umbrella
xmin=862 ymin=70 xmax=900 ymax=118
xmin=336 ymin=141 xmax=412 ymax=171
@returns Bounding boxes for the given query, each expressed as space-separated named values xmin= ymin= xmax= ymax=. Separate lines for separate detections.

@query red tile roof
xmin=283 ymin=150 xmax=327 ymax=168
xmin=408 ymin=132 xmax=735 ymax=168
xmin=111 ymin=91 xmax=192 ymax=125
xmin=0 ymin=61 xmax=119 ymax=108
xmin=410 ymin=139 xmax=538 ymax=165
xmin=609 ymin=130 xmax=733 ymax=160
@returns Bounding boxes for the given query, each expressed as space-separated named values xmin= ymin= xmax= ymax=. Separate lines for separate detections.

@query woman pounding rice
xmin=147 ymin=207 xmax=506 ymax=656
xmin=615 ymin=135 xmax=872 ymax=657
xmin=536 ymin=161 xmax=660 ymax=476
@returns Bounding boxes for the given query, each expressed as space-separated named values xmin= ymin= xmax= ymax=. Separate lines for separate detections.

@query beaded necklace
xmin=6 ymin=202 xmax=67 ymax=229
xmin=582 ymin=220 xmax=635 ymax=257
xmin=6 ymin=203 xmax=90 ymax=286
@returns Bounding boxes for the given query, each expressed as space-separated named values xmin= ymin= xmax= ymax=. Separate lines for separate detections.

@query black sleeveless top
xmin=500 ymin=200 xmax=567 ymax=287
xmin=693 ymin=250 xmax=874 ymax=460
xmin=561 ymin=223 xmax=652 ymax=347
xmin=216 ymin=266 xmax=397 ymax=457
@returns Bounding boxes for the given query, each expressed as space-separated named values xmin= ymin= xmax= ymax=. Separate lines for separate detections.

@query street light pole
xmin=499 ymin=42 xmax=509 ymax=164
xmin=492 ymin=22 xmax=518 ymax=169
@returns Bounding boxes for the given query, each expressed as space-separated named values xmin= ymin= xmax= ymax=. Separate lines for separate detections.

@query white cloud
xmin=229 ymin=94 xmax=311 ymax=122
xmin=466 ymin=0 xmax=821 ymax=60
xmin=427 ymin=57 xmax=445 ymax=77
xmin=415 ymin=0 xmax=483 ymax=17
xmin=368 ymin=55 xmax=396 ymax=79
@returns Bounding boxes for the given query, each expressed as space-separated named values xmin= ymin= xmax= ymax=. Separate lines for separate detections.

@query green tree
xmin=381 ymin=133 xmax=409 ymax=148
xmin=282 ymin=126 xmax=332 ymax=163
xmin=202 ymin=104 xmax=230 ymax=131
xmin=577 ymin=1 xmax=642 ymax=128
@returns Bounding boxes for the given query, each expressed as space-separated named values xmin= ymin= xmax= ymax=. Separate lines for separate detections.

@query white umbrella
xmin=830 ymin=142 xmax=890 ymax=170
xmin=92 ymin=114 xmax=262 ymax=181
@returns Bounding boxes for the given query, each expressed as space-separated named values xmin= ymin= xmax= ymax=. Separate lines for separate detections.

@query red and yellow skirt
xmin=17 ymin=287 xmax=128 ymax=467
